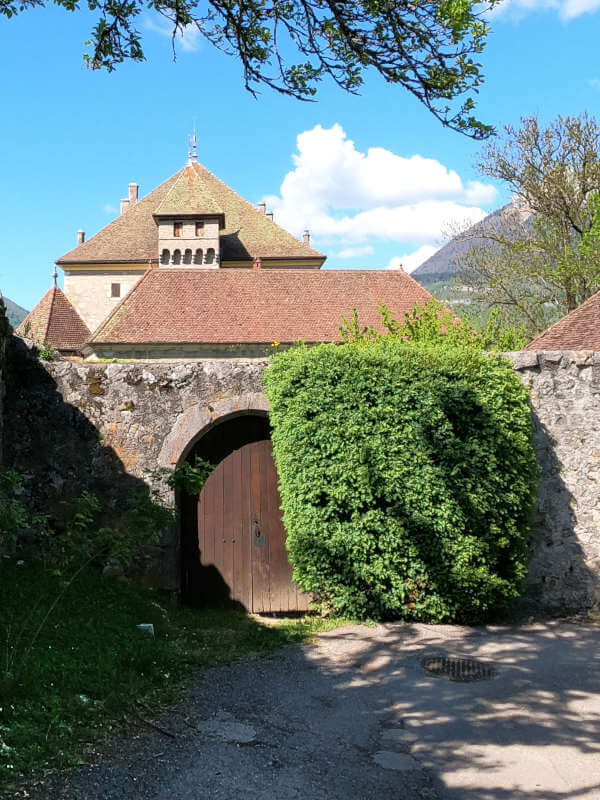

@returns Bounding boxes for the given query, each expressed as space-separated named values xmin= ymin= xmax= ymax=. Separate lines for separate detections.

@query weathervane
xmin=187 ymin=127 xmax=198 ymax=165
xmin=52 ymin=266 xmax=58 ymax=288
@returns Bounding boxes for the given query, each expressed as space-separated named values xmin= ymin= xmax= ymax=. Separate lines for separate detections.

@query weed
xmin=0 ymin=560 xmax=353 ymax=790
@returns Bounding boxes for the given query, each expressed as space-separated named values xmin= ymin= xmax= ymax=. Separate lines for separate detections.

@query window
xmin=194 ymin=248 xmax=203 ymax=265
xmin=183 ymin=248 xmax=192 ymax=265
xmin=174 ymin=221 xmax=183 ymax=237
xmin=195 ymin=221 xmax=204 ymax=236
xmin=205 ymin=248 xmax=215 ymax=265
xmin=160 ymin=249 xmax=170 ymax=265
xmin=172 ymin=249 xmax=181 ymax=265
xmin=111 ymin=283 xmax=121 ymax=298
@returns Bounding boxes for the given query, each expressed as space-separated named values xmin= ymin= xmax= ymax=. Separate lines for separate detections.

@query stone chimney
xmin=77 ymin=230 xmax=85 ymax=245
xmin=303 ymin=229 xmax=310 ymax=246
xmin=120 ymin=183 xmax=139 ymax=215
xmin=257 ymin=202 xmax=266 ymax=214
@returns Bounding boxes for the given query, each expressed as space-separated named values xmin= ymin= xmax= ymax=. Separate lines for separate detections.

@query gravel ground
xmin=10 ymin=619 xmax=600 ymax=800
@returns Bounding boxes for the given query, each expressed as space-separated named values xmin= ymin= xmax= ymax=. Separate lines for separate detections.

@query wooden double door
xmin=196 ymin=439 xmax=309 ymax=613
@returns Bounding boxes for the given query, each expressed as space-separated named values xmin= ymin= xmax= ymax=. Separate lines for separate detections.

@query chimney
xmin=77 ymin=230 xmax=85 ymax=245
xmin=303 ymin=229 xmax=310 ymax=246
xmin=253 ymin=256 xmax=262 ymax=270
xmin=128 ymin=183 xmax=139 ymax=204
xmin=120 ymin=198 xmax=130 ymax=215
xmin=266 ymin=212 xmax=273 ymax=221
xmin=257 ymin=202 xmax=266 ymax=214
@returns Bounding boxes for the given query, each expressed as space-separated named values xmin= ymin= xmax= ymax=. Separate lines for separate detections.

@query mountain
xmin=2 ymin=297 xmax=29 ymax=328
xmin=412 ymin=200 xmax=533 ymax=292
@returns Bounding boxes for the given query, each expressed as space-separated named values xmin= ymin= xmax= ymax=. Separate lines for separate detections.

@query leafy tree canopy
xmin=0 ymin=0 xmax=497 ymax=138
xmin=340 ymin=299 xmax=527 ymax=352
xmin=451 ymin=113 xmax=600 ymax=335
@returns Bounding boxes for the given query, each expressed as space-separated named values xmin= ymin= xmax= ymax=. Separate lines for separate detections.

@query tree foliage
xmin=452 ymin=114 xmax=600 ymax=334
xmin=264 ymin=337 xmax=538 ymax=623
xmin=0 ymin=0 xmax=497 ymax=138
xmin=340 ymin=299 xmax=527 ymax=351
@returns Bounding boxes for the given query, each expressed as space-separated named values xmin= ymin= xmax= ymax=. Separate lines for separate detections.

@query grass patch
xmin=0 ymin=559 xmax=353 ymax=790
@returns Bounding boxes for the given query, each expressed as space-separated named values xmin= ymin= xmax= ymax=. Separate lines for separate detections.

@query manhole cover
xmin=420 ymin=655 xmax=497 ymax=682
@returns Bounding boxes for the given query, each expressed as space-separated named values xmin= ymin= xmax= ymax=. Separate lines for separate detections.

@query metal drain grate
xmin=420 ymin=655 xmax=497 ymax=682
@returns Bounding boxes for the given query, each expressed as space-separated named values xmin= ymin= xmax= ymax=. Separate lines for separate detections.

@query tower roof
xmin=153 ymin=166 xmax=225 ymax=220
xmin=16 ymin=286 xmax=91 ymax=352
xmin=57 ymin=161 xmax=325 ymax=266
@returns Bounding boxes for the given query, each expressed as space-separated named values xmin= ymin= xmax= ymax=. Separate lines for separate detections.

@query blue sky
xmin=2 ymin=0 xmax=600 ymax=311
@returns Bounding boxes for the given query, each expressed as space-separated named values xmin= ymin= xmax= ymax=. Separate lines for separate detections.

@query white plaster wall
xmin=63 ymin=270 xmax=145 ymax=332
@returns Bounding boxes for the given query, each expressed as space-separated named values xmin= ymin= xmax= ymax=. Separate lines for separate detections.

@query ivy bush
xmin=264 ymin=339 xmax=539 ymax=623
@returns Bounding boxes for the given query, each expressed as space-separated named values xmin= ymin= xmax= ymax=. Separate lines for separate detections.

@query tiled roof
xmin=57 ymin=162 xmax=325 ymax=265
xmin=525 ymin=291 xmax=600 ymax=350
xmin=154 ymin=168 xmax=224 ymax=218
xmin=16 ymin=287 xmax=91 ymax=351
xmin=91 ymin=268 xmax=433 ymax=345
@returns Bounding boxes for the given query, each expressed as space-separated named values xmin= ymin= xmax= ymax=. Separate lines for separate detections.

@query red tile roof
xmin=525 ymin=291 xmax=600 ymax=350
xmin=57 ymin=163 xmax=324 ymax=265
xmin=16 ymin=287 xmax=91 ymax=351
xmin=91 ymin=268 xmax=433 ymax=345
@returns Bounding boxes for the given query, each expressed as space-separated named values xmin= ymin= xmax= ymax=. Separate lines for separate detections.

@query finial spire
xmin=52 ymin=266 xmax=58 ymax=288
xmin=187 ymin=129 xmax=198 ymax=165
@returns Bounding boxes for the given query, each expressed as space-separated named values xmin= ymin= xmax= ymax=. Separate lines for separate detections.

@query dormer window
xmin=173 ymin=221 xmax=183 ymax=237
xmin=195 ymin=221 xmax=204 ymax=236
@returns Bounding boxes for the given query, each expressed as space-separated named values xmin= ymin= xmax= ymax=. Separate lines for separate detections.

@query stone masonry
xmin=4 ymin=338 xmax=600 ymax=613
xmin=506 ymin=350 xmax=600 ymax=613
xmin=5 ymin=339 xmax=268 ymax=590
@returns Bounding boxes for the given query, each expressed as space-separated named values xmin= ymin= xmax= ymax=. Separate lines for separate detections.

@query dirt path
xmin=15 ymin=620 xmax=600 ymax=799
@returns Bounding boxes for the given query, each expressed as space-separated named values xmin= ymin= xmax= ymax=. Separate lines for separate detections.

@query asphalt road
xmin=15 ymin=619 xmax=600 ymax=800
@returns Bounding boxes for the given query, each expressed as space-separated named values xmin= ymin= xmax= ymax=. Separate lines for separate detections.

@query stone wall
xmin=4 ymin=340 xmax=268 ymax=590
xmin=4 ymin=341 xmax=600 ymax=613
xmin=507 ymin=350 xmax=600 ymax=614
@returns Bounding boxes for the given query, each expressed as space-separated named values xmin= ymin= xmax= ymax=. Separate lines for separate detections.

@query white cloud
xmin=144 ymin=15 xmax=201 ymax=52
xmin=263 ymin=123 xmax=494 ymax=271
xmin=336 ymin=245 xmax=375 ymax=259
xmin=386 ymin=246 xmax=440 ymax=274
xmin=560 ymin=0 xmax=600 ymax=16
xmin=490 ymin=0 xmax=600 ymax=18
xmin=103 ymin=204 xmax=118 ymax=214
xmin=308 ymin=203 xmax=486 ymax=244
xmin=263 ymin=125 xmax=492 ymax=256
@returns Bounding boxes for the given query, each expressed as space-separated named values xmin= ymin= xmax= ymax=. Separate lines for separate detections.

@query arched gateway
xmin=175 ymin=407 xmax=309 ymax=613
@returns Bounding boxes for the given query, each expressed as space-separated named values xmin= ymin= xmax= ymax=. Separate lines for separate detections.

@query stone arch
xmin=172 ymin=249 xmax=181 ymax=265
xmin=194 ymin=248 xmax=203 ymax=265
xmin=164 ymin=394 xmax=275 ymax=609
xmin=160 ymin=248 xmax=170 ymax=265
xmin=205 ymin=248 xmax=215 ymax=265
xmin=183 ymin=248 xmax=193 ymax=265
xmin=158 ymin=393 xmax=270 ymax=470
